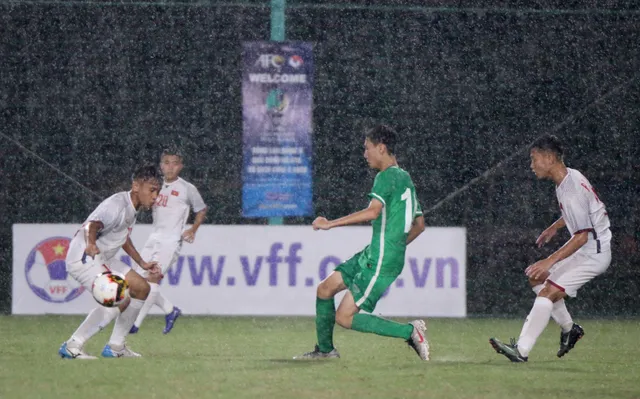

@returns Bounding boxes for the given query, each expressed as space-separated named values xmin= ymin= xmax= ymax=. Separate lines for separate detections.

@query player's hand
xmin=142 ymin=261 xmax=161 ymax=275
xmin=536 ymin=226 xmax=558 ymax=248
xmin=85 ymin=243 xmax=100 ymax=258
xmin=525 ymin=258 xmax=555 ymax=280
xmin=182 ymin=228 xmax=196 ymax=243
xmin=312 ymin=217 xmax=332 ymax=231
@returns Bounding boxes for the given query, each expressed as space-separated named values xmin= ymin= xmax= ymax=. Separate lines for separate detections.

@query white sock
xmin=133 ymin=283 xmax=160 ymax=328
xmin=551 ymin=299 xmax=574 ymax=333
xmin=532 ymin=284 xmax=573 ymax=332
xmin=108 ymin=298 xmax=145 ymax=348
xmin=69 ymin=306 xmax=120 ymax=347
xmin=155 ymin=292 xmax=174 ymax=314
xmin=517 ymin=297 xmax=553 ymax=357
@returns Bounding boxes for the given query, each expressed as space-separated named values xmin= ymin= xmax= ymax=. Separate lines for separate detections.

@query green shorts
xmin=335 ymin=250 xmax=398 ymax=313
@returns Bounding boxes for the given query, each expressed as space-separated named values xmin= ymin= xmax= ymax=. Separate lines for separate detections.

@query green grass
xmin=0 ymin=316 xmax=639 ymax=399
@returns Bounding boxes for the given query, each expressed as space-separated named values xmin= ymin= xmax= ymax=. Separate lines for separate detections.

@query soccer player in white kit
xmin=58 ymin=165 xmax=162 ymax=359
xmin=129 ymin=148 xmax=207 ymax=334
xmin=490 ymin=135 xmax=612 ymax=362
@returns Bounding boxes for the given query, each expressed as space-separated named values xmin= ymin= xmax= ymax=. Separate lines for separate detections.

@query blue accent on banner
xmin=242 ymin=42 xmax=313 ymax=217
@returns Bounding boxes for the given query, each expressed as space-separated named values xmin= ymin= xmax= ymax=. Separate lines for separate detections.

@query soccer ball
xmin=91 ymin=271 xmax=129 ymax=307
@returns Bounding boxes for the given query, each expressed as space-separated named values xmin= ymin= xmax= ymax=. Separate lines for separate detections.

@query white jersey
xmin=67 ymin=191 xmax=138 ymax=263
xmin=556 ymin=168 xmax=611 ymax=254
xmin=151 ymin=177 xmax=206 ymax=239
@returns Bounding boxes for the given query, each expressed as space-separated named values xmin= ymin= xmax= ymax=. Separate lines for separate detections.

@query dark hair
xmin=161 ymin=146 xmax=183 ymax=160
xmin=530 ymin=134 xmax=563 ymax=159
xmin=365 ymin=124 xmax=398 ymax=155
xmin=132 ymin=164 xmax=161 ymax=183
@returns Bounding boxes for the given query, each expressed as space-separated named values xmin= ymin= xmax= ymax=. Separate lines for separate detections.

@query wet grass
xmin=0 ymin=316 xmax=638 ymax=399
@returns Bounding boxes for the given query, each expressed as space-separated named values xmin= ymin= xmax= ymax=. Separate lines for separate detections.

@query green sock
xmin=316 ymin=297 xmax=336 ymax=353
xmin=351 ymin=313 xmax=413 ymax=340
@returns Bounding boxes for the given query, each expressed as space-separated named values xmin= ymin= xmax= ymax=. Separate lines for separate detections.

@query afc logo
xmin=255 ymin=54 xmax=285 ymax=70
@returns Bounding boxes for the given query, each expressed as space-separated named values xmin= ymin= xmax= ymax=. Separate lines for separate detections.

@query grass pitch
xmin=0 ymin=316 xmax=638 ymax=399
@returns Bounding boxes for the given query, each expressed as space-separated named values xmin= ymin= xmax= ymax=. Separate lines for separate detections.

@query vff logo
xmin=255 ymin=54 xmax=286 ymax=70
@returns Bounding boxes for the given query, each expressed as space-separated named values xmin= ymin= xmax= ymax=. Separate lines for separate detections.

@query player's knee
xmin=316 ymin=281 xmax=332 ymax=299
xmin=335 ymin=311 xmax=352 ymax=329
xmin=528 ymin=276 xmax=545 ymax=287
xmin=130 ymin=279 xmax=151 ymax=300
xmin=538 ymin=285 xmax=566 ymax=302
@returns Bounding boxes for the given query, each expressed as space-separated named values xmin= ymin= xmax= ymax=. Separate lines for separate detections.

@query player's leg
xmin=341 ymin=272 xmax=429 ymax=360
xmin=552 ymin=251 xmax=610 ymax=357
xmin=529 ymin=258 xmax=577 ymax=334
xmin=490 ymin=283 xmax=564 ymax=362
xmin=102 ymin=261 xmax=151 ymax=358
xmin=130 ymin=237 xmax=159 ymax=333
xmin=156 ymin=243 xmax=182 ymax=334
xmin=514 ymin=284 xmax=565 ymax=358
xmin=293 ymin=270 xmax=347 ymax=359
xmin=59 ymin=257 xmax=120 ymax=359
xmin=529 ymin=273 xmax=579 ymax=358
xmin=491 ymin=251 xmax=610 ymax=362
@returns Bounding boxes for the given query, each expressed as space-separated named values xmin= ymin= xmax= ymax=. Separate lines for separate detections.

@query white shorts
xmin=134 ymin=236 xmax=182 ymax=278
xmin=546 ymin=250 xmax=611 ymax=298
xmin=66 ymin=254 xmax=132 ymax=290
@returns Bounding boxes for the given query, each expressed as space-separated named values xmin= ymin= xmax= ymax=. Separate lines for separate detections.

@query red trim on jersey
xmin=573 ymin=228 xmax=594 ymax=235
xmin=171 ymin=190 xmax=179 ymax=196
xmin=547 ymin=280 xmax=565 ymax=292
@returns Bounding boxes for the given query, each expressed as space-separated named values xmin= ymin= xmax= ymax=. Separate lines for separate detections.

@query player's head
xmin=364 ymin=124 xmax=397 ymax=169
xmin=160 ymin=147 xmax=184 ymax=181
xmin=529 ymin=134 xmax=564 ymax=179
xmin=131 ymin=164 xmax=161 ymax=209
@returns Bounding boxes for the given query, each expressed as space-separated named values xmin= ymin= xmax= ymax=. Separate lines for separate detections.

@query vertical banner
xmin=242 ymin=41 xmax=314 ymax=217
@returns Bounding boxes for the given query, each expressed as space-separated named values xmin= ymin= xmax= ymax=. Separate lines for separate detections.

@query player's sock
xmin=133 ymin=282 xmax=160 ymax=328
xmin=108 ymin=298 xmax=145 ymax=348
xmin=88 ymin=307 xmax=121 ymax=337
xmin=351 ymin=313 xmax=413 ymax=340
xmin=316 ymin=297 xmax=336 ymax=353
xmin=532 ymin=284 xmax=572 ymax=332
xmin=70 ymin=306 xmax=120 ymax=346
xmin=517 ymin=296 xmax=553 ymax=357
xmin=155 ymin=291 xmax=174 ymax=314
xmin=551 ymin=299 xmax=574 ymax=333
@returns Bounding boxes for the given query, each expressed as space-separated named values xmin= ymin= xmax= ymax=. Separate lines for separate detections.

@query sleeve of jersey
xmin=90 ymin=202 xmax=119 ymax=233
xmin=367 ymin=174 xmax=392 ymax=207
xmin=564 ymin=192 xmax=592 ymax=234
xmin=188 ymin=184 xmax=207 ymax=213
xmin=415 ymin=196 xmax=423 ymax=217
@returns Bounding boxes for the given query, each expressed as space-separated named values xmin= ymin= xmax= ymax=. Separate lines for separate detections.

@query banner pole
xmin=269 ymin=0 xmax=286 ymax=225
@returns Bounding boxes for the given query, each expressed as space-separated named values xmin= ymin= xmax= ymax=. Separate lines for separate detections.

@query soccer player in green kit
xmin=294 ymin=125 xmax=430 ymax=361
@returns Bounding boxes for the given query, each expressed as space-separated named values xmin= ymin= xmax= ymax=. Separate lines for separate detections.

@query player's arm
xmin=183 ymin=184 xmax=208 ymax=243
xmin=547 ymin=231 xmax=589 ymax=264
xmin=527 ymin=195 xmax=591 ymax=279
xmin=122 ymin=236 xmax=159 ymax=272
xmin=313 ymin=199 xmax=383 ymax=230
xmin=192 ymin=207 xmax=207 ymax=231
xmin=536 ymin=217 xmax=566 ymax=247
xmin=183 ymin=207 xmax=207 ymax=243
xmin=406 ymin=215 xmax=425 ymax=245
xmin=84 ymin=221 xmax=104 ymax=257
xmin=122 ymin=236 xmax=144 ymax=268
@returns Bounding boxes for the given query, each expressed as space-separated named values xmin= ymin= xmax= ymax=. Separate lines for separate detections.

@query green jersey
xmin=364 ymin=166 xmax=422 ymax=276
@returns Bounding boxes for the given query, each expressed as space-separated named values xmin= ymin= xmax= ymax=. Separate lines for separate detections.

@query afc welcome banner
xmin=12 ymin=224 xmax=466 ymax=317
xmin=242 ymin=41 xmax=313 ymax=217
